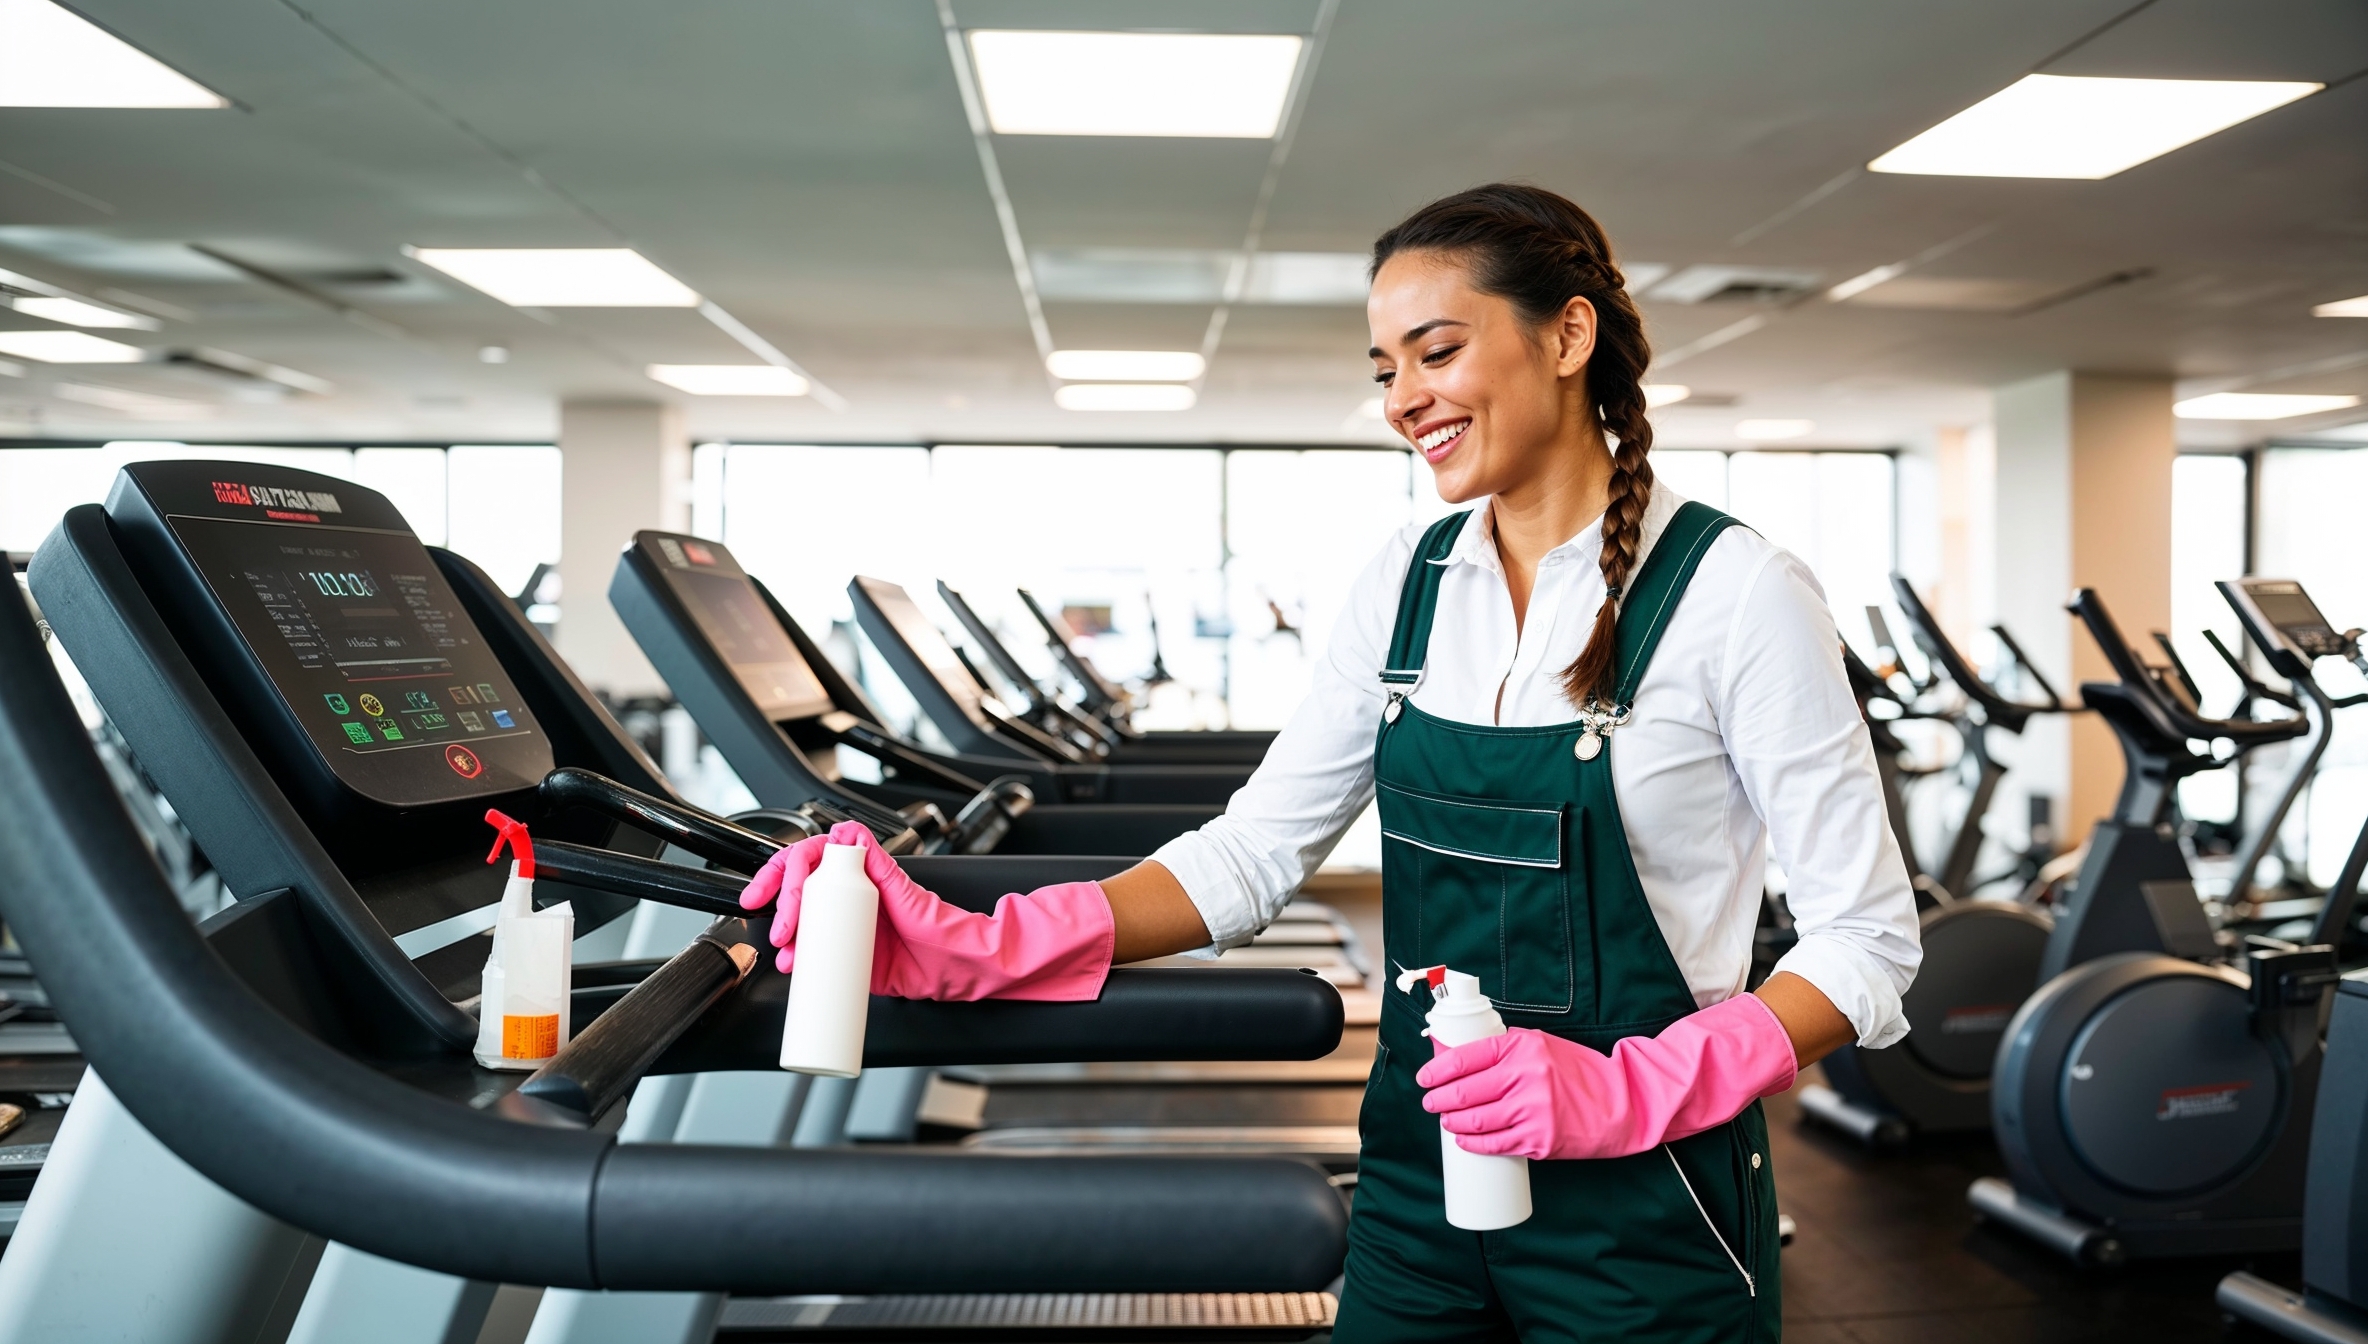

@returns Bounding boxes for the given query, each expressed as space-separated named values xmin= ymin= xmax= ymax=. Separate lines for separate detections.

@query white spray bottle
xmin=474 ymin=810 xmax=574 ymax=1071
xmin=778 ymin=841 xmax=880 ymax=1078
xmin=1396 ymin=964 xmax=1534 ymax=1230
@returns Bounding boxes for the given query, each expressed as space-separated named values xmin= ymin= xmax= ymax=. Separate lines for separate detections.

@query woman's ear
xmin=1553 ymin=296 xmax=1598 ymax=378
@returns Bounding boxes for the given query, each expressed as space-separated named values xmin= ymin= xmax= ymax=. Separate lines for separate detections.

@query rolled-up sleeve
xmin=1147 ymin=533 xmax=1410 ymax=951
xmin=1719 ymin=552 xmax=1923 ymax=1048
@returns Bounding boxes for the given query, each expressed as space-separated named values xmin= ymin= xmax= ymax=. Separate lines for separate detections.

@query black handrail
xmin=538 ymin=767 xmax=783 ymax=875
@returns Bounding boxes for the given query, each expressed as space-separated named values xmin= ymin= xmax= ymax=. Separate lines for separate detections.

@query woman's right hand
xmin=737 ymin=820 xmax=1115 ymax=1002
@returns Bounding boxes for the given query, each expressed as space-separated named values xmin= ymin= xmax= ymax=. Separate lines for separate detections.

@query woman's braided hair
xmin=1371 ymin=183 xmax=1656 ymax=709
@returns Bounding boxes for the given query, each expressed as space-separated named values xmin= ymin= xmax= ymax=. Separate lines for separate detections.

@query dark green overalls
xmin=1334 ymin=501 xmax=1781 ymax=1344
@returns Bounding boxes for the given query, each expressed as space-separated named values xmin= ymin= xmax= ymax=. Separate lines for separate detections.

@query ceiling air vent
xmin=1646 ymin=265 xmax=1821 ymax=305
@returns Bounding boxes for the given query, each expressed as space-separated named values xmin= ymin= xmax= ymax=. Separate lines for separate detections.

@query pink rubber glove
xmin=1416 ymin=993 xmax=1799 ymax=1160
xmin=738 ymin=821 xmax=1114 ymax=1002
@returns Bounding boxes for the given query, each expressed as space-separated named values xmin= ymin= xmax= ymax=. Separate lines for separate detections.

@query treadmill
xmin=937 ymin=580 xmax=1274 ymax=766
xmin=6 ymin=461 xmax=1346 ymax=1340
xmin=615 ymin=531 xmax=1372 ymax=1161
xmin=850 ymin=575 xmax=1254 ymax=806
xmin=611 ymin=530 xmax=1221 ymax=855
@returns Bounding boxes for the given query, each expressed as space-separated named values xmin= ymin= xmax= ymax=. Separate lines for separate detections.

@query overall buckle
xmin=1574 ymin=701 xmax=1632 ymax=761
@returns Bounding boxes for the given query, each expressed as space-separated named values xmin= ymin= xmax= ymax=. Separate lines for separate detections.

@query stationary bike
xmin=1971 ymin=579 xmax=2354 ymax=1264
xmin=2219 ymin=806 xmax=2368 ymax=1341
xmin=1799 ymin=580 xmax=2065 ymax=1144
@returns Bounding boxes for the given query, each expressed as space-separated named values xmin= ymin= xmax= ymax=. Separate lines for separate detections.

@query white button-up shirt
xmin=1151 ymin=483 xmax=1923 ymax=1048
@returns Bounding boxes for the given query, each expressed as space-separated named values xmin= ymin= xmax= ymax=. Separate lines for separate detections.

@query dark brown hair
xmin=1371 ymin=183 xmax=1655 ymax=709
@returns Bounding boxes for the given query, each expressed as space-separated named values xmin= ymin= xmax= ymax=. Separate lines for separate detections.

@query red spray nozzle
xmin=1392 ymin=963 xmax=1450 ymax=994
xmin=484 ymin=809 xmax=535 ymax=879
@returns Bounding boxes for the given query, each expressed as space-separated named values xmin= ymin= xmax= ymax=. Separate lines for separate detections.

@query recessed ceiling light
xmin=1826 ymin=263 xmax=1910 ymax=303
xmin=2315 ymin=295 xmax=2368 ymax=318
xmin=405 ymin=248 xmax=700 ymax=307
xmin=1868 ymin=74 xmax=2320 ymax=179
xmin=0 ymin=330 xmax=146 ymax=362
xmin=2174 ymin=392 xmax=2361 ymax=420
xmin=53 ymin=381 xmax=208 ymax=418
xmin=1735 ymin=418 xmax=1815 ymax=442
xmin=1644 ymin=384 xmax=1692 ymax=408
xmin=11 ymin=295 xmax=157 ymax=329
xmin=0 ymin=0 xmax=227 ymax=108
xmin=969 ymin=30 xmax=1303 ymax=138
xmin=1046 ymin=349 xmax=1205 ymax=381
xmin=647 ymin=365 xmax=809 ymax=396
xmin=1054 ymin=383 xmax=1197 ymax=412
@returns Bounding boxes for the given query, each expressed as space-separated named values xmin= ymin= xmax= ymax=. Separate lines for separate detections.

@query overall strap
xmin=1609 ymin=501 xmax=1741 ymax=707
xmin=1380 ymin=511 xmax=1472 ymax=686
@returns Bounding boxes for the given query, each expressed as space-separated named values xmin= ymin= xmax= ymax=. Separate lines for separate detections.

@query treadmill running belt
xmin=719 ymin=1290 xmax=1337 ymax=1334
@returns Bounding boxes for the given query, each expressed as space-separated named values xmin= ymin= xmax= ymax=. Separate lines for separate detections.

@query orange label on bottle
xmin=503 ymin=1013 xmax=559 ymax=1059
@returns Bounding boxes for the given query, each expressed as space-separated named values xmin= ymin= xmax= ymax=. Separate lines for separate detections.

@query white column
xmin=557 ymin=400 xmax=691 ymax=699
xmin=1992 ymin=371 xmax=2176 ymax=846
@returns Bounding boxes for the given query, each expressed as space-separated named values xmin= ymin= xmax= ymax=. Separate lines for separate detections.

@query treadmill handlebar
xmin=657 ymin=965 xmax=1345 ymax=1075
xmin=520 ymin=923 xmax=757 ymax=1121
xmin=533 ymin=839 xmax=750 ymax=917
xmin=539 ymin=767 xmax=781 ymax=875
xmin=0 ymin=583 xmax=1349 ymax=1292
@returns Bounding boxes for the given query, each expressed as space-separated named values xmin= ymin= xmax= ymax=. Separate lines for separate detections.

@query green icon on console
xmin=374 ymin=718 xmax=405 ymax=741
xmin=324 ymin=693 xmax=350 ymax=715
xmin=340 ymin=722 xmax=371 ymax=745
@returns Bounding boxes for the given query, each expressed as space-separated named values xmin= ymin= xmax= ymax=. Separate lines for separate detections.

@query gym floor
xmin=1766 ymin=1078 xmax=2290 ymax=1343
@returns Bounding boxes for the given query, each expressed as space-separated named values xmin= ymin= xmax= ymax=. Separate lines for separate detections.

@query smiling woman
xmin=1021 ymin=184 xmax=1916 ymax=1341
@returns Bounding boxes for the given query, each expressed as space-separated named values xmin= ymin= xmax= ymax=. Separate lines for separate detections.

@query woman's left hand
xmin=1416 ymin=993 xmax=1799 ymax=1160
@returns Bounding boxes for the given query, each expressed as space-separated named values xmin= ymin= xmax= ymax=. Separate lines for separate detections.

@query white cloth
xmin=1150 ymin=483 xmax=1923 ymax=1048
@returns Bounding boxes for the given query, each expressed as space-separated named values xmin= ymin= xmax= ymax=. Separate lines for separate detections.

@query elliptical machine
xmin=1971 ymin=580 xmax=2349 ymax=1264
xmin=1798 ymin=579 xmax=2064 ymax=1144
xmin=2219 ymin=804 xmax=2368 ymax=1341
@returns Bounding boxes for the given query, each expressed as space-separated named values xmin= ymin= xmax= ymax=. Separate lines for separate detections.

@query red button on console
xmin=445 ymin=744 xmax=484 ymax=779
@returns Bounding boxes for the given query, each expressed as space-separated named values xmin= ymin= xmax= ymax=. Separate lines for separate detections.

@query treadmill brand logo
xmin=212 ymin=480 xmax=344 ymax=517
xmin=2158 ymin=1081 xmax=2249 ymax=1121
xmin=1941 ymin=1004 xmax=2013 ymax=1035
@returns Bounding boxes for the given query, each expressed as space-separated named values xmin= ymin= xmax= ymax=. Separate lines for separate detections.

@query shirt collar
xmin=1435 ymin=497 xmax=1607 ymax=575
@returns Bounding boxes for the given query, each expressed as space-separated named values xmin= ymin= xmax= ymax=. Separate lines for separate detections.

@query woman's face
xmin=1367 ymin=250 xmax=1597 ymax=505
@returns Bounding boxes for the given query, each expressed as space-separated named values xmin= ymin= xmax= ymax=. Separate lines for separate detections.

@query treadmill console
xmin=106 ymin=461 xmax=553 ymax=810
xmin=2223 ymin=578 xmax=2349 ymax=667
xmin=852 ymin=575 xmax=989 ymax=720
xmin=631 ymin=532 xmax=834 ymax=722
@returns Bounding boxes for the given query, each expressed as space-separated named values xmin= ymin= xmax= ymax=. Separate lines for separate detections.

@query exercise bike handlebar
xmin=2201 ymin=627 xmax=2304 ymax=715
xmin=1887 ymin=573 xmax=2066 ymax=730
xmin=1987 ymin=623 xmax=2069 ymax=712
xmin=2069 ymin=589 xmax=2304 ymax=747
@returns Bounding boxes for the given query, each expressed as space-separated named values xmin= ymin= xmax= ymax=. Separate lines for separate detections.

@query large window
xmin=695 ymin=443 xmax=1901 ymax=737
xmin=0 ymin=442 xmax=560 ymax=601
xmin=1649 ymin=449 xmax=1899 ymax=658
xmin=2257 ymin=446 xmax=2368 ymax=889
xmin=2167 ymin=453 xmax=2252 ymax=828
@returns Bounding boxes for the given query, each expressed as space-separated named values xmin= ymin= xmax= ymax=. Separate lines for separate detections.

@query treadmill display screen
xmin=856 ymin=577 xmax=985 ymax=715
xmin=642 ymin=534 xmax=834 ymax=721
xmin=170 ymin=515 xmax=550 ymax=804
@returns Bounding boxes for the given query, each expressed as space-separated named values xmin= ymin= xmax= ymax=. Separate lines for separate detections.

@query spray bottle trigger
xmin=1393 ymin=964 xmax=1448 ymax=994
xmin=484 ymin=809 xmax=536 ymax=879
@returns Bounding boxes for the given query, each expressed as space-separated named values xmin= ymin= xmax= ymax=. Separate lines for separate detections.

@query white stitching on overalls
xmin=1664 ymin=1145 xmax=1755 ymax=1297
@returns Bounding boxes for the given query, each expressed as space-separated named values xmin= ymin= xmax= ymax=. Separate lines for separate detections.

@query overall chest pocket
xmin=1377 ymin=781 xmax=1574 ymax=1014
